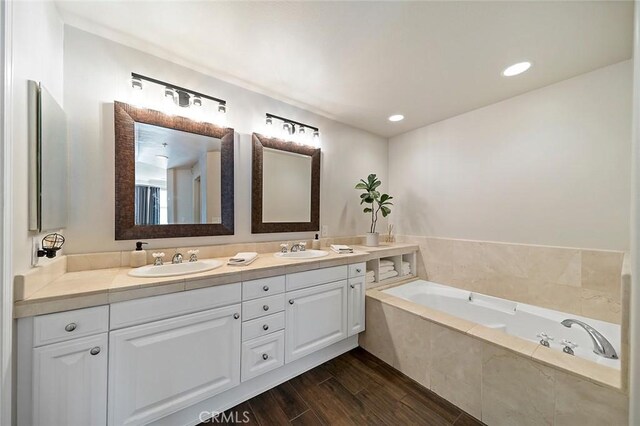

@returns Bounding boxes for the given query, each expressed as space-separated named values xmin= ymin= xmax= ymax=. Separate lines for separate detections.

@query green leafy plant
xmin=355 ymin=174 xmax=393 ymax=233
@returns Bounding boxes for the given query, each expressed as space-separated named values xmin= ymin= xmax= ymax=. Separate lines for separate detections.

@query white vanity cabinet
xmin=18 ymin=261 xmax=369 ymax=426
xmin=285 ymin=279 xmax=348 ymax=362
xmin=33 ymin=333 xmax=108 ymax=426
xmin=348 ymin=275 xmax=366 ymax=336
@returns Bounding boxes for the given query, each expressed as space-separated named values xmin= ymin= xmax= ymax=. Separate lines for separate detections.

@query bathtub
xmin=383 ymin=279 xmax=621 ymax=369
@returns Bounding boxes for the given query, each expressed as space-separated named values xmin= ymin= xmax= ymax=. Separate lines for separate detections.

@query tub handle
xmin=561 ymin=339 xmax=578 ymax=356
xmin=536 ymin=332 xmax=554 ymax=347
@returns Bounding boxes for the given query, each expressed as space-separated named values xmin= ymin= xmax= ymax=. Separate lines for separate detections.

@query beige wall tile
xmin=554 ymin=372 xmax=628 ymax=426
xmin=431 ymin=324 xmax=482 ymax=418
xmin=67 ymin=252 xmax=121 ymax=272
xmin=482 ymin=343 xmax=556 ymax=426
xmin=580 ymin=288 xmax=621 ymax=324
xmin=523 ymin=282 xmax=582 ymax=316
xmin=359 ymin=298 xmax=397 ymax=366
xmin=526 ymin=246 xmax=581 ymax=287
xmin=388 ymin=306 xmax=432 ymax=388
xmin=581 ymin=250 xmax=623 ymax=297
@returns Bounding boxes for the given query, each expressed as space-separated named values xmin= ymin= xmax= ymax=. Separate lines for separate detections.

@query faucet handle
xmin=536 ymin=332 xmax=554 ymax=347
xmin=152 ymin=252 xmax=165 ymax=266
xmin=280 ymin=243 xmax=289 ymax=253
xmin=299 ymin=242 xmax=307 ymax=251
xmin=188 ymin=249 xmax=199 ymax=262
xmin=561 ymin=339 xmax=578 ymax=355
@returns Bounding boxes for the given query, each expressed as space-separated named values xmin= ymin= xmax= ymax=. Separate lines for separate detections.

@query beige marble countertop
xmin=14 ymin=243 xmax=418 ymax=318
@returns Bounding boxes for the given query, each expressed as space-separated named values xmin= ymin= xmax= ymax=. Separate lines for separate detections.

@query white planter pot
xmin=365 ymin=232 xmax=379 ymax=247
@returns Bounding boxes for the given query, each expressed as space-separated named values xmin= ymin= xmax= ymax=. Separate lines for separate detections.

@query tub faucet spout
xmin=561 ymin=319 xmax=618 ymax=359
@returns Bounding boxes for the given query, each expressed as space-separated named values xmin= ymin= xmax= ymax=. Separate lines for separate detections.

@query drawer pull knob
xmin=263 ymin=285 xmax=269 ymax=291
xmin=233 ymin=313 xmax=240 ymax=319
xmin=89 ymin=347 xmax=101 ymax=356
xmin=262 ymin=354 xmax=269 ymax=360
xmin=263 ymin=305 xmax=269 ymax=311
xmin=65 ymin=323 xmax=77 ymax=332
xmin=350 ymin=284 xmax=355 ymax=289
xmin=263 ymin=324 xmax=269 ymax=331
xmin=356 ymin=268 xmax=362 ymax=273
xmin=289 ymin=299 xmax=294 ymax=305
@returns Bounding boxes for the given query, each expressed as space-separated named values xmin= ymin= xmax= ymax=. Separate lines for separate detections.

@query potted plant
xmin=355 ymin=174 xmax=393 ymax=247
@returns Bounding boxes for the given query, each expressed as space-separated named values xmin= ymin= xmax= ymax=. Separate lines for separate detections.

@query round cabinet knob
xmin=263 ymin=305 xmax=269 ymax=311
xmin=262 ymin=354 xmax=269 ymax=360
xmin=263 ymin=285 xmax=269 ymax=292
xmin=289 ymin=299 xmax=294 ymax=305
xmin=89 ymin=347 xmax=101 ymax=356
xmin=263 ymin=324 xmax=269 ymax=331
xmin=65 ymin=323 xmax=77 ymax=332
xmin=233 ymin=313 xmax=240 ymax=319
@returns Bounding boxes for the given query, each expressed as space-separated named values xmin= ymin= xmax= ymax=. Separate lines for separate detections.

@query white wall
xmin=11 ymin=2 xmax=64 ymax=274
xmin=63 ymin=26 xmax=388 ymax=255
xmin=389 ymin=60 xmax=632 ymax=251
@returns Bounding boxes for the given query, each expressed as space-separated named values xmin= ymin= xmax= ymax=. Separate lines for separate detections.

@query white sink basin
xmin=273 ymin=250 xmax=329 ymax=260
xmin=128 ymin=259 xmax=223 ymax=278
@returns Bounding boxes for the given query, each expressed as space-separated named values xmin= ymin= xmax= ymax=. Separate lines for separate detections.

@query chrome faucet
xmin=290 ymin=242 xmax=306 ymax=252
xmin=561 ymin=319 xmax=618 ymax=359
xmin=172 ymin=252 xmax=184 ymax=264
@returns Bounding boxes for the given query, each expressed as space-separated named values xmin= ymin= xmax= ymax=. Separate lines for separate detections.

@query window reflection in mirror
xmin=134 ymin=123 xmax=222 ymax=225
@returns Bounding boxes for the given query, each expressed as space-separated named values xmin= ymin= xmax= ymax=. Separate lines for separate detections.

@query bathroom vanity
xmin=15 ymin=255 xmax=384 ymax=426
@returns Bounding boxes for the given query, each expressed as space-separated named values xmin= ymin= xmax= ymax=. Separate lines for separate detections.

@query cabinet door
xmin=348 ymin=277 xmax=366 ymax=336
xmin=32 ymin=333 xmax=108 ymax=426
xmin=108 ymin=305 xmax=241 ymax=426
xmin=285 ymin=280 xmax=347 ymax=363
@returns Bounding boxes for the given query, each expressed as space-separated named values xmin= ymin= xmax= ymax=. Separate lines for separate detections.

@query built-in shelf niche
xmin=365 ymin=250 xmax=417 ymax=289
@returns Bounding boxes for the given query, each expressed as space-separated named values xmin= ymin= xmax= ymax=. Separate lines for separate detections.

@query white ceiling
xmin=135 ymin=122 xmax=220 ymax=170
xmin=56 ymin=1 xmax=634 ymax=137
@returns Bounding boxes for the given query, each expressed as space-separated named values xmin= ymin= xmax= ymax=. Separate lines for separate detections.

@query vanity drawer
xmin=242 ymin=294 xmax=285 ymax=321
xmin=33 ymin=305 xmax=109 ymax=347
xmin=348 ymin=263 xmax=366 ymax=278
xmin=242 ymin=312 xmax=285 ymax=342
xmin=242 ymin=276 xmax=285 ymax=301
xmin=110 ymin=283 xmax=241 ymax=329
xmin=241 ymin=331 xmax=284 ymax=382
xmin=286 ymin=265 xmax=348 ymax=291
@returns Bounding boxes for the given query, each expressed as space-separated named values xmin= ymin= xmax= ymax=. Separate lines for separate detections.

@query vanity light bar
xmin=265 ymin=113 xmax=319 ymax=133
xmin=130 ymin=72 xmax=227 ymax=108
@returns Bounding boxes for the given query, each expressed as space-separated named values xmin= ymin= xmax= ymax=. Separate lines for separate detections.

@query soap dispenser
xmin=312 ymin=234 xmax=321 ymax=250
xmin=130 ymin=241 xmax=148 ymax=267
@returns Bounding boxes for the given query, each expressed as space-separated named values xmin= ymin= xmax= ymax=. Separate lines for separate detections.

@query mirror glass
xmin=29 ymin=81 xmax=68 ymax=232
xmin=262 ymin=147 xmax=312 ymax=223
xmin=134 ymin=123 xmax=222 ymax=225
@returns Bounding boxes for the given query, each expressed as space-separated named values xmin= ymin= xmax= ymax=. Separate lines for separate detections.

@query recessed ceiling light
xmin=502 ymin=62 xmax=532 ymax=77
xmin=388 ymin=114 xmax=404 ymax=122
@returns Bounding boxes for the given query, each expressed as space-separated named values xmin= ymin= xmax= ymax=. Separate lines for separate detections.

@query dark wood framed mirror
xmin=252 ymin=133 xmax=320 ymax=233
xmin=114 ymin=101 xmax=234 ymax=240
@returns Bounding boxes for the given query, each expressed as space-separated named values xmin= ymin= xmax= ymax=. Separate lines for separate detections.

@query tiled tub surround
xmin=13 ymin=240 xmax=418 ymax=318
xmin=396 ymin=235 xmax=625 ymax=325
xmin=360 ymin=288 xmax=629 ymax=425
xmin=384 ymin=280 xmax=620 ymax=369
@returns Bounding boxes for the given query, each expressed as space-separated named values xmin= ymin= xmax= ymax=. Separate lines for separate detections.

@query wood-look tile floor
xmin=199 ymin=347 xmax=484 ymax=425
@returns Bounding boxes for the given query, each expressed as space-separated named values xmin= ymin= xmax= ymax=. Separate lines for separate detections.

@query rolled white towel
xmin=402 ymin=265 xmax=411 ymax=274
xmin=366 ymin=270 xmax=375 ymax=277
xmin=402 ymin=261 xmax=411 ymax=268
xmin=380 ymin=259 xmax=394 ymax=267
xmin=366 ymin=276 xmax=375 ymax=283
xmin=227 ymin=252 xmax=258 ymax=266
xmin=379 ymin=265 xmax=395 ymax=274
xmin=380 ymin=270 xmax=399 ymax=281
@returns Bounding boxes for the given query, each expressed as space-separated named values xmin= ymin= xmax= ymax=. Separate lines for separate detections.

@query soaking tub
xmin=383 ymin=279 xmax=620 ymax=369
